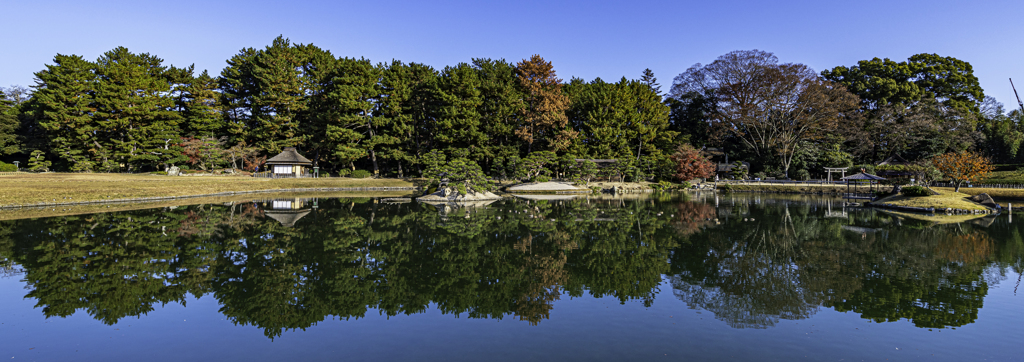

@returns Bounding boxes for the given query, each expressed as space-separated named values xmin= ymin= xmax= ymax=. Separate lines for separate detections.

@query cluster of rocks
xmin=416 ymin=186 xmax=501 ymax=203
xmin=967 ymin=193 xmax=999 ymax=209
xmin=506 ymin=181 xmax=590 ymax=194
xmin=610 ymin=185 xmax=653 ymax=194
xmin=165 ymin=166 xmax=238 ymax=176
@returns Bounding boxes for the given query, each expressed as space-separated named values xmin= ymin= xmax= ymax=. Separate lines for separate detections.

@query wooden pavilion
xmin=841 ymin=172 xmax=886 ymax=200
xmin=265 ymin=147 xmax=312 ymax=178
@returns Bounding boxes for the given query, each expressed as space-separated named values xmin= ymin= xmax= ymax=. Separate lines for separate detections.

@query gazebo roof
xmin=266 ymin=147 xmax=312 ymax=165
xmin=841 ymin=172 xmax=886 ymax=181
xmin=877 ymin=154 xmax=910 ymax=166
xmin=265 ymin=210 xmax=311 ymax=227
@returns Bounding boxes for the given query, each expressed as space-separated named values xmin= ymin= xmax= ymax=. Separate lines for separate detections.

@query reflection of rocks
xmin=513 ymin=194 xmax=580 ymax=201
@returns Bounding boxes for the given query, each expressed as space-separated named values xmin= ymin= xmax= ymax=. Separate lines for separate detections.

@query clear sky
xmin=3 ymin=0 xmax=1022 ymax=110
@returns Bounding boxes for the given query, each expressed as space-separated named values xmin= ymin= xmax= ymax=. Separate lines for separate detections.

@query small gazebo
xmin=265 ymin=147 xmax=312 ymax=178
xmin=841 ymin=172 xmax=886 ymax=200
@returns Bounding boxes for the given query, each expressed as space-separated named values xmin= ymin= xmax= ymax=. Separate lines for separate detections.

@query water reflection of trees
xmin=669 ymin=197 xmax=1006 ymax=329
xmin=0 ymin=196 xmax=683 ymax=337
xmin=0 ymin=194 xmax=1021 ymax=337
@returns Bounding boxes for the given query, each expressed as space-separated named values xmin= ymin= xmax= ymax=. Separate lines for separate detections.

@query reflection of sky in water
xmin=0 ymin=194 xmax=1020 ymax=361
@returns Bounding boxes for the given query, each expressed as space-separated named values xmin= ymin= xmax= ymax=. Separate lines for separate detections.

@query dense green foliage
xmin=2 ymin=39 xmax=1017 ymax=181
xmin=900 ymin=186 xmax=931 ymax=197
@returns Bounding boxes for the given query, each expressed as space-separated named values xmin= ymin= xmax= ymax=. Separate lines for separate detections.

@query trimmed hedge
xmin=0 ymin=162 xmax=16 ymax=172
xmin=351 ymin=169 xmax=371 ymax=178
xmin=900 ymin=186 xmax=931 ymax=197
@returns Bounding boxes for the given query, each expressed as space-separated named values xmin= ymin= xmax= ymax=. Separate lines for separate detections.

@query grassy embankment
xmin=872 ymin=188 xmax=989 ymax=211
xmin=0 ymin=190 xmax=413 ymax=221
xmin=0 ymin=173 xmax=417 ymax=208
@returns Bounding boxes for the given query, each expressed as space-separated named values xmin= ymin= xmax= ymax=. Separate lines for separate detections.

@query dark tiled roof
xmin=877 ymin=154 xmax=910 ymax=166
xmin=266 ymin=147 xmax=312 ymax=165
xmin=841 ymin=172 xmax=886 ymax=181
xmin=265 ymin=210 xmax=311 ymax=227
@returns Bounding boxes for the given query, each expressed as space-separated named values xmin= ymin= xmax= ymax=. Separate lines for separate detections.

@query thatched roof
xmin=265 ymin=210 xmax=311 ymax=227
xmin=266 ymin=147 xmax=312 ymax=165
xmin=841 ymin=172 xmax=886 ymax=181
xmin=877 ymin=154 xmax=910 ymax=166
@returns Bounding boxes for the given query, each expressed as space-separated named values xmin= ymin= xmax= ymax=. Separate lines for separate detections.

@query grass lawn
xmin=873 ymin=188 xmax=989 ymax=211
xmin=938 ymin=187 xmax=1024 ymax=200
xmin=0 ymin=173 xmax=417 ymax=207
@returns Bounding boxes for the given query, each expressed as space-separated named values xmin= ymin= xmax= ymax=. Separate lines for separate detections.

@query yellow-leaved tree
xmin=932 ymin=151 xmax=993 ymax=192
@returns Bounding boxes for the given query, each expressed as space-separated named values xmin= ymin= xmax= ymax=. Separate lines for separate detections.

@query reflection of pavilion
xmin=264 ymin=198 xmax=313 ymax=227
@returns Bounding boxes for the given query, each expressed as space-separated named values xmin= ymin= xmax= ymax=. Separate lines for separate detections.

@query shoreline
xmin=0 ymin=186 xmax=419 ymax=210
xmin=0 ymin=173 xmax=419 ymax=208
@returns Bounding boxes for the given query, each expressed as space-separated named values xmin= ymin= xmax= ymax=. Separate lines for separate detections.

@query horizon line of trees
xmin=1 ymin=36 xmax=1020 ymax=180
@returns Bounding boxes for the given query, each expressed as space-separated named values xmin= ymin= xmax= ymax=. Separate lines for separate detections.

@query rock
xmin=167 ymin=166 xmax=180 ymax=176
xmin=416 ymin=186 xmax=501 ymax=204
xmin=968 ymin=193 xmax=999 ymax=209
xmin=890 ymin=185 xmax=902 ymax=195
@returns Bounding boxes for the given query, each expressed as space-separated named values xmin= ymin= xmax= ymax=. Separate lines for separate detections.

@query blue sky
xmin=3 ymin=0 xmax=1022 ymax=110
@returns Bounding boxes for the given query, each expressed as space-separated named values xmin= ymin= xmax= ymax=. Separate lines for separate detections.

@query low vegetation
xmin=873 ymin=188 xmax=988 ymax=211
xmin=0 ymin=173 xmax=415 ymax=207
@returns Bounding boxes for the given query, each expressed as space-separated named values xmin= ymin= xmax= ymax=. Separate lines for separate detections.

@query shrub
xmin=718 ymin=183 xmax=732 ymax=193
xmin=150 ymin=171 xmax=168 ymax=175
xmin=681 ymin=181 xmax=692 ymax=189
xmin=534 ymin=175 xmax=551 ymax=182
xmin=753 ymin=171 xmax=766 ymax=180
xmin=901 ymin=186 xmax=931 ymax=197
xmin=351 ymin=169 xmax=371 ymax=178
xmin=0 ymin=162 xmax=16 ymax=172
xmin=337 ymin=169 xmax=352 ymax=177
xmin=793 ymin=169 xmax=810 ymax=181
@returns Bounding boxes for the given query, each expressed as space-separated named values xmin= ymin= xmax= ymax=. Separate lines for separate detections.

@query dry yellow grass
xmin=936 ymin=187 xmax=1024 ymax=200
xmin=873 ymin=188 xmax=988 ymax=211
xmin=0 ymin=173 xmax=417 ymax=207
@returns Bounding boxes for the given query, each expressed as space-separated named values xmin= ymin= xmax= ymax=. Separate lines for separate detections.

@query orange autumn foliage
xmin=670 ymin=144 xmax=716 ymax=181
xmin=932 ymin=151 xmax=993 ymax=192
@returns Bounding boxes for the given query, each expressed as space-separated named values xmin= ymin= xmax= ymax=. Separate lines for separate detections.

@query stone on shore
xmin=416 ymin=186 xmax=501 ymax=203
xmin=506 ymin=181 xmax=589 ymax=193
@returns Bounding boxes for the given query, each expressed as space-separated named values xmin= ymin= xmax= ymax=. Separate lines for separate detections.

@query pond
xmin=0 ymin=193 xmax=1021 ymax=361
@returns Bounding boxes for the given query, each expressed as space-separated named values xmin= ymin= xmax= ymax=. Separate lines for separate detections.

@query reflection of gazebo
xmin=841 ymin=172 xmax=886 ymax=200
xmin=265 ymin=198 xmax=311 ymax=227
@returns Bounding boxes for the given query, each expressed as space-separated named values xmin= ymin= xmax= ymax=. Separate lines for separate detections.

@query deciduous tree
xmin=516 ymin=55 xmax=575 ymax=152
xmin=670 ymin=50 xmax=859 ymax=177
xmin=669 ymin=144 xmax=715 ymax=181
xmin=932 ymin=151 xmax=993 ymax=192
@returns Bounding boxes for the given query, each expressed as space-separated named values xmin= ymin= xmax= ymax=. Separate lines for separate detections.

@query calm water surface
xmin=1 ymin=193 xmax=1021 ymax=361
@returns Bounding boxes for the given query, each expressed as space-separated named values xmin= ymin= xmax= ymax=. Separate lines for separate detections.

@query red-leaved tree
xmin=670 ymin=145 xmax=715 ymax=182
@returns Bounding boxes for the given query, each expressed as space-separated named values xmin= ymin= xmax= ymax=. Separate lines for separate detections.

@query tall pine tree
xmin=32 ymin=54 xmax=99 ymax=171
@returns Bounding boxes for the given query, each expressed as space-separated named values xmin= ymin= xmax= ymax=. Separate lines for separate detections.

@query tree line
xmin=0 ymin=37 xmax=1018 ymax=179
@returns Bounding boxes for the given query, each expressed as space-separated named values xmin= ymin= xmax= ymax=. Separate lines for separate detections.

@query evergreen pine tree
xmin=0 ymin=90 xmax=20 ymax=155
xmin=33 ymin=54 xmax=99 ymax=171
